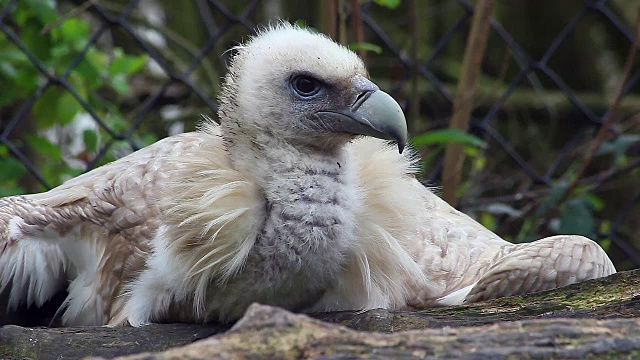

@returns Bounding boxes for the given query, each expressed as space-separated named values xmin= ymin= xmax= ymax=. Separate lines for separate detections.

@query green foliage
xmin=536 ymin=183 xmax=568 ymax=216
xmin=371 ymin=0 xmax=401 ymax=9
xmin=25 ymin=134 xmax=63 ymax=162
xmin=0 ymin=1 xmax=147 ymax=191
xmin=109 ymin=48 xmax=147 ymax=95
xmin=597 ymin=134 xmax=640 ymax=166
xmin=556 ymin=197 xmax=597 ymax=239
xmin=32 ymin=89 xmax=82 ymax=128
xmin=0 ymin=146 xmax=27 ymax=197
xmin=348 ymin=42 xmax=383 ymax=54
xmin=411 ymin=128 xmax=487 ymax=185
xmin=412 ymin=128 xmax=487 ymax=149
xmin=417 ymin=126 xmax=613 ymax=248
xmin=496 ymin=180 xmax=606 ymax=244
xmin=83 ymin=129 xmax=99 ymax=153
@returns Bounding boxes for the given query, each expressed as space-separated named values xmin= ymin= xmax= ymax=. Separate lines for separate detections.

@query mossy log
xmin=1 ymin=269 xmax=640 ymax=360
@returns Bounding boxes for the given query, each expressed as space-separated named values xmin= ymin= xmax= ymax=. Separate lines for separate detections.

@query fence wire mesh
xmin=1 ymin=0 xmax=639 ymax=268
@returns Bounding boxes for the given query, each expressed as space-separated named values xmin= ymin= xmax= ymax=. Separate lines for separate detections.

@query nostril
xmin=351 ymin=91 xmax=374 ymax=111
xmin=355 ymin=91 xmax=368 ymax=103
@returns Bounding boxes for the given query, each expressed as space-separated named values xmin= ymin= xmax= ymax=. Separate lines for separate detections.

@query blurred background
xmin=0 ymin=0 xmax=639 ymax=270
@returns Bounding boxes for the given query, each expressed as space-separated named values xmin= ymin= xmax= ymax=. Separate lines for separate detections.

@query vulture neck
xmin=225 ymin=128 xmax=358 ymax=288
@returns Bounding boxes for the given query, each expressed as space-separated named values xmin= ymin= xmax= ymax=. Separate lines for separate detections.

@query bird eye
xmin=291 ymin=76 xmax=321 ymax=98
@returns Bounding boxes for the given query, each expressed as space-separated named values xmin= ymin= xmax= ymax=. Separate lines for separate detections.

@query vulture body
xmin=0 ymin=24 xmax=615 ymax=326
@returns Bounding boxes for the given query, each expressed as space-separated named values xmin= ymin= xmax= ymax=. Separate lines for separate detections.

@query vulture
xmin=0 ymin=24 xmax=615 ymax=326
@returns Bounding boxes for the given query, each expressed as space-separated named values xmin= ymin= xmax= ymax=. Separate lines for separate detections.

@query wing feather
xmin=0 ymin=131 xmax=210 ymax=324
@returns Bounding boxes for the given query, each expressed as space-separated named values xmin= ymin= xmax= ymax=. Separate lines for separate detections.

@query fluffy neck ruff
xmin=152 ymin=124 xmax=430 ymax=323
xmin=157 ymin=122 xmax=360 ymax=321
xmin=240 ymin=131 xmax=358 ymax=286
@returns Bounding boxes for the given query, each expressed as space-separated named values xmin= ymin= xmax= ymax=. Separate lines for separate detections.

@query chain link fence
xmin=1 ymin=0 xmax=639 ymax=268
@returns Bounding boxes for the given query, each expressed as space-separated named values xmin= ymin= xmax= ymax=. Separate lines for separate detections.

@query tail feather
xmin=0 ymin=236 xmax=67 ymax=310
xmin=436 ymin=282 xmax=477 ymax=306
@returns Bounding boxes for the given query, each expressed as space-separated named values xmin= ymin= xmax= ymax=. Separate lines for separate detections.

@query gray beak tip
xmin=355 ymin=90 xmax=408 ymax=153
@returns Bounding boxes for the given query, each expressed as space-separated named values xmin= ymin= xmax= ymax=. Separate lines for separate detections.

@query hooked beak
xmin=314 ymin=78 xmax=408 ymax=153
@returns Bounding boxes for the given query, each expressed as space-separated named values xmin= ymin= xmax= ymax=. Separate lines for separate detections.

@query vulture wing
xmin=340 ymin=137 xmax=615 ymax=308
xmin=0 ymin=132 xmax=208 ymax=324
xmin=412 ymin=178 xmax=615 ymax=306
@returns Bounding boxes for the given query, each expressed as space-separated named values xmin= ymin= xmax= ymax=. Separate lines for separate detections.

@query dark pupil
xmin=296 ymin=77 xmax=316 ymax=94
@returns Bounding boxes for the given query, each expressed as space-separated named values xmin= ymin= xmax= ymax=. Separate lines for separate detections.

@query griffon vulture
xmin=0 ymin=24 xmax=615 ymax=326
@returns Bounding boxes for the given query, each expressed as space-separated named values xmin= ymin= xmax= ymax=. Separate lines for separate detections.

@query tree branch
xmin=442 ymin=0 xmax=495 ymax=206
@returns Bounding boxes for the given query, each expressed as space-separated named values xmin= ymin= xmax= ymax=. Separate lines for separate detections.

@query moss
xmin=423 ymin=269 xmax=640 ymax=317
xmin=0 ymin=340 xmax=39 ymax=360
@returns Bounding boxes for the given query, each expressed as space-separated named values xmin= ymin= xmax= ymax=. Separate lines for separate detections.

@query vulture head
xmin=218 ymin=24 xmax=408 ymax=155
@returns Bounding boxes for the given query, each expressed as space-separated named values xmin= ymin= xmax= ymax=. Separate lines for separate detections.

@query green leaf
xmin=0 ymin=61 xmax=17 ymax=78
xmin=21 ymin=20 xmax=52 ymax=61
xmin=583 ymin=192 xmax=605 ymax=212
xmin=33 ymin=88 xmax=63 ymax=127
xmin=14 ymin=67 xmax=39 ymax=95
xmin=108 ymin=50 xmax=147 ymax=76
xmin=57 ymin=18 xmax=89 ymax=49
xmin=411 ymin=128 xmax=486 ymax=149
xmin=348 ymin=42 xmax=383 ymax=54
xmin=597 ymin=134 xmax=640 ymax=160
xmin=57 ymin=92 xmax=81 ymax=125
xmin=536 ymin=182 xmax=567 ymax=215
xmin=0 ymin=156 xmax=27 ymax=183
xmin=25 ymin=0 xmax=58 ymax=24
xmin=0 ymin=48 xmax=29 ymax=65
xmin=34 ymin=87 xmax=81 ymax=127
xmin=134 ymin=133 xmax=159 ymax=147
xmin=75 ymin=57 xmax=103 ymax=89
xmin=25 ymin=134 xmax=62 ymax=161
xmin=83 ymin=129 xmax=99 ymax=152
xmin=111 ymin=74 xmax=129 ymax=94
xmin=480 ymin=212 xmax=497 ymax=232
xmin=108 ymin=51 xmax=147 ymax=95
xmin=50 ymin=43 xmax=70 ymax=58
xmin=598 ymin=238 xmax=612 ymax=253
xmin=86 ymin=48 xmax=108 ymax=71
xmin=0 ymin=185 xmax=26 ymax=197
xmin=372 ymin=0 xmax=401 ymax=9
xmin=557 ymin=198 xmax=596 ymax=238
xmin=105 ymin=112 xmax=128 ymax=133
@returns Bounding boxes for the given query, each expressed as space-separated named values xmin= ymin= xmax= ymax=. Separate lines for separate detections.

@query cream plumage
xmin=0 ymin=24 xmax=615 ymax=326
